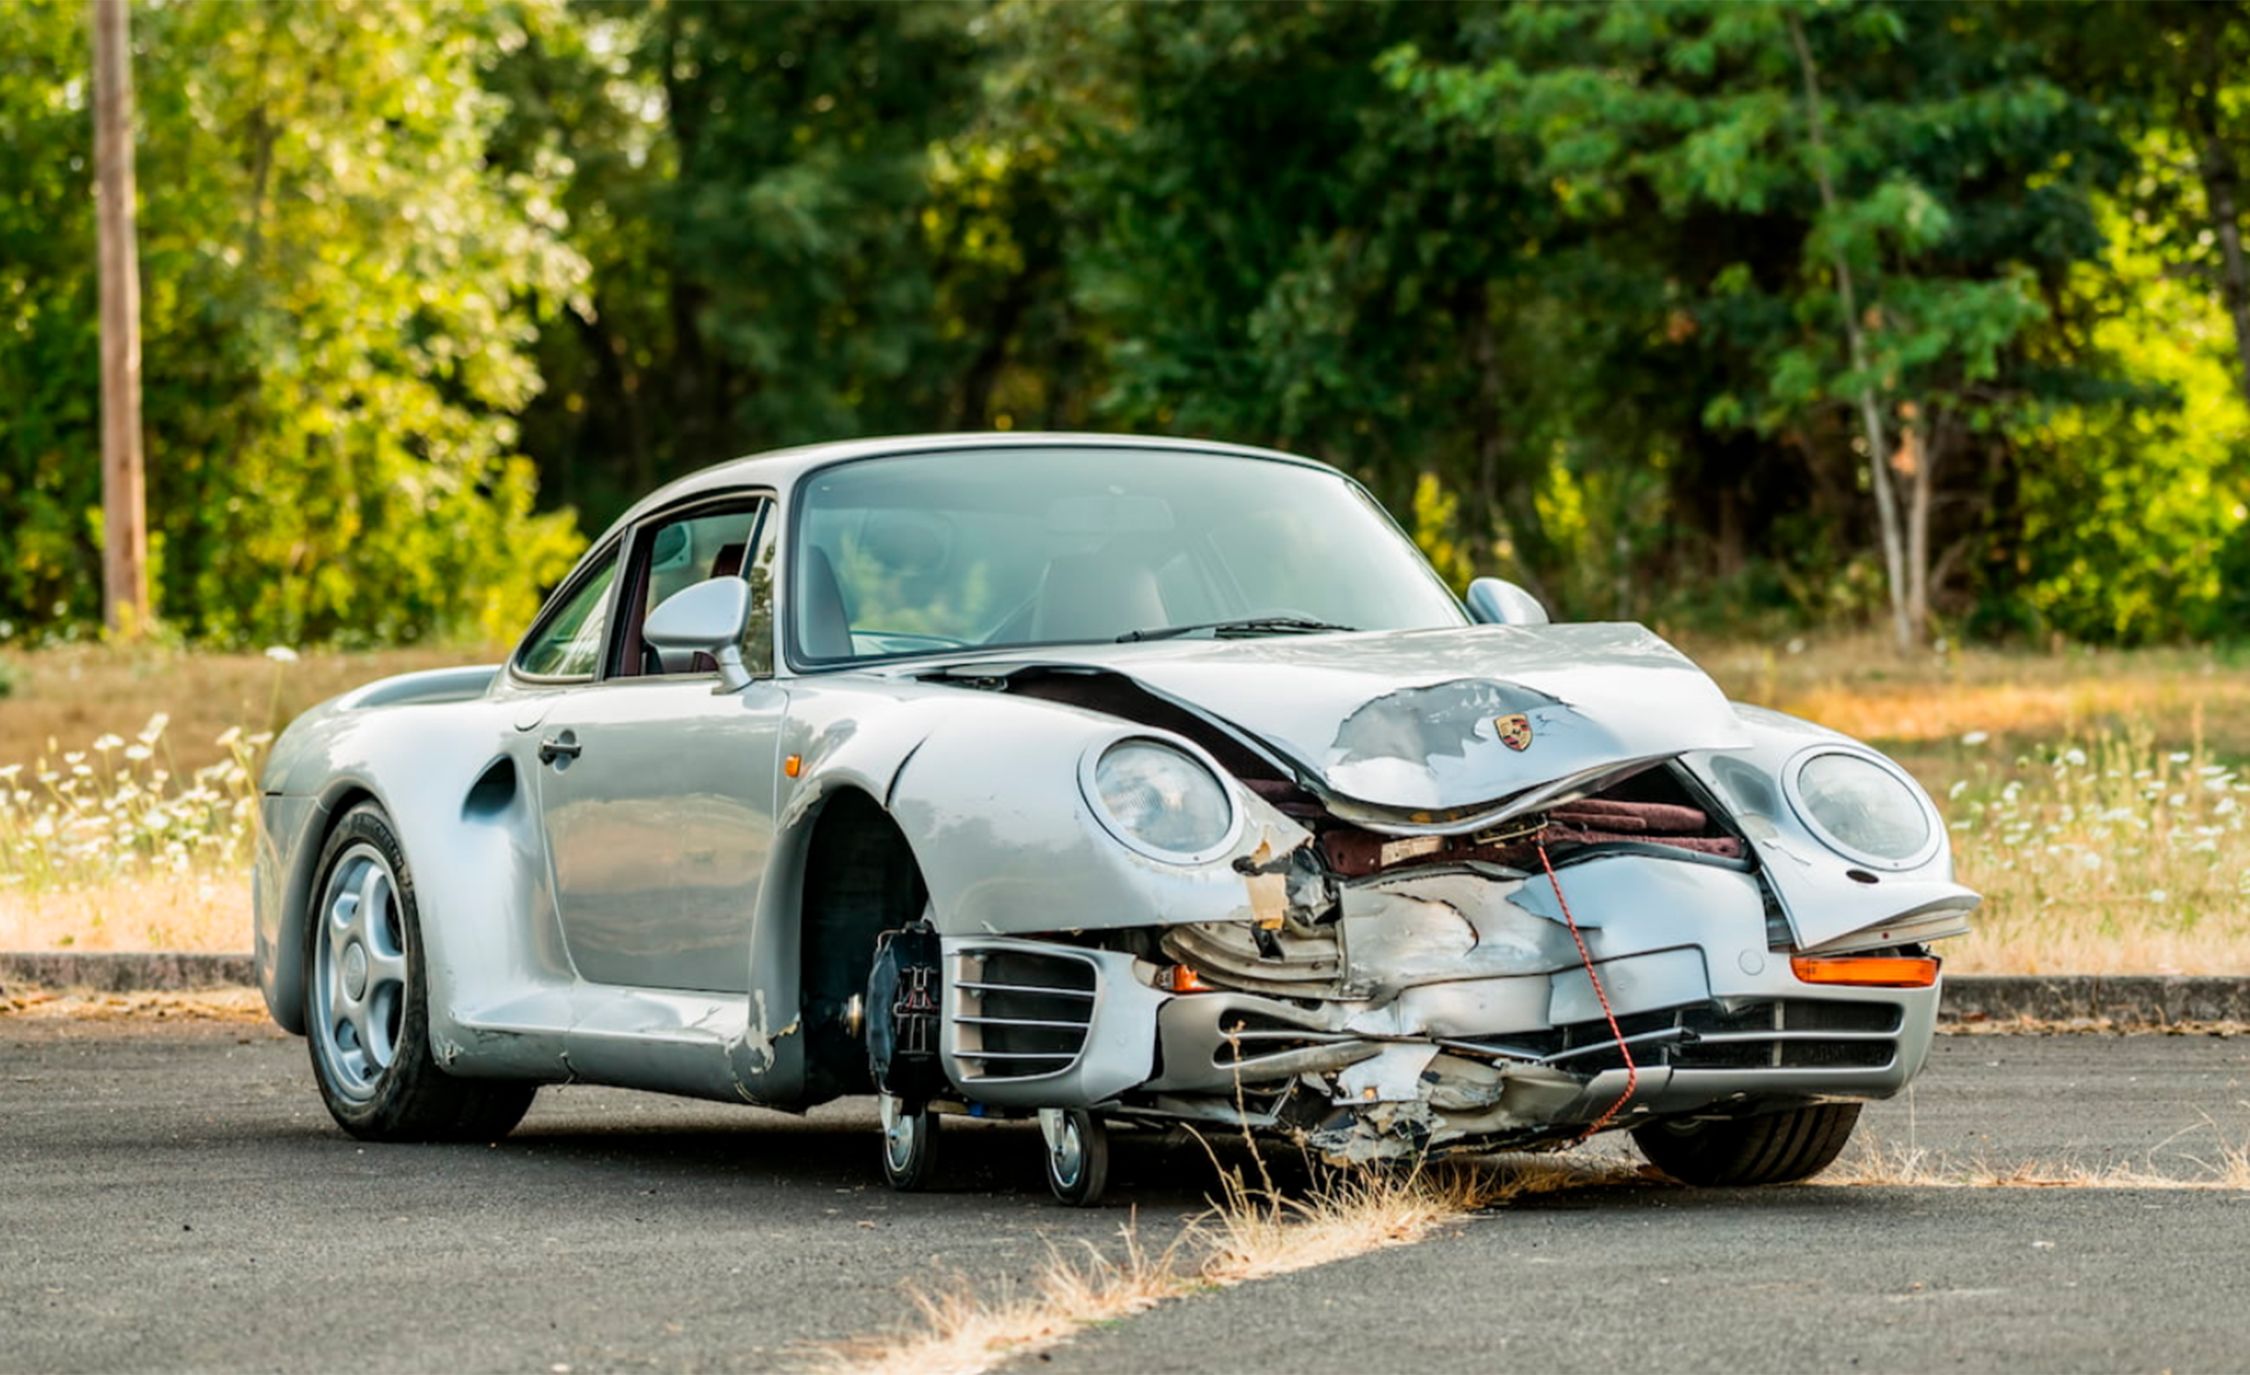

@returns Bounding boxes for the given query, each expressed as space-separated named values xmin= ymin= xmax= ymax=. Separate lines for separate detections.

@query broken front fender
xmin=1683 ymin=705 xmax=1979 ymax=952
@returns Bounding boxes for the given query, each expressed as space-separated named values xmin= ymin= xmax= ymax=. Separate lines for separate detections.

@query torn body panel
xmin=936 ymin=848 xmax=1939 ymax=1163
xmin=928 ymin=622 xmax=1753 ymax=829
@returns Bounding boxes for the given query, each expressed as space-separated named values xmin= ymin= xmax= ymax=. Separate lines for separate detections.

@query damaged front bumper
xmin=935 ymin=852 xmax=1939 ymax=1162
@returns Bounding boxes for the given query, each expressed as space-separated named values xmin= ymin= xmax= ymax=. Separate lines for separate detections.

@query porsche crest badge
xmin=1495 ymin=713 xmax=1533 ymax=751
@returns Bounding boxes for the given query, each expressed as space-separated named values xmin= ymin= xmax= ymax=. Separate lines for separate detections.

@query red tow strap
xmin=1536 ymin=832 xmax=1639 ymax=1139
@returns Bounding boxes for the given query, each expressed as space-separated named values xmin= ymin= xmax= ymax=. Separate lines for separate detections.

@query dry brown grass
xmin=1934 ymin=728 xmax=2250 ymax=974
xmin=817 ymin=1115 xmax=2250 ymax=1375
xmin=813 ymin=1152 xmax=1628 ymax=1375
xmin=1822 ymin=1125 xmax=2250 ymax=1191
xmin=0 ymin=869 xmax=249 ymax=951
xmin=6 ymin=636 xmax=2250 ymax=973
xmin=1942 ymin=1016 xmax=2249 ymax=1037
xmin=1686 ymin=633 xmax=2250 ymax=757
xmin=0 ymin=984 xmax=274 ymax=1023
xmin=0 ymin=643 xmax=488 ymax=775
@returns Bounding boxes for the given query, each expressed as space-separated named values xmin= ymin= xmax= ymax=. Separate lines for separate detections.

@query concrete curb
xmin=1937 ymin=975 xmax=2250 ymax=1027
xmin=3 ymin=954 xmax=2246 ymax=1025
xmin=0 ymin=951 xmax=257 ymax=994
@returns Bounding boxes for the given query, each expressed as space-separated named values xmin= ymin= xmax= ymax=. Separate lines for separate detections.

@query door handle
xmin=537 ymin=731 xmax=582 ymax=766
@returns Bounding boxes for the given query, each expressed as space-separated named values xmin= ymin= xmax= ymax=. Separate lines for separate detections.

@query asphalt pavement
xmin=3 ymin=1018 xmax=2245 ymax=1373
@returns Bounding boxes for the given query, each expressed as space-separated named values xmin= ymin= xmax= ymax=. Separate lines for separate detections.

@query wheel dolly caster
xmin=879 ymin=1092 xmax=940 ymax=1191
xmin=1038 ymin=1107 xmax=1109 ymax=1206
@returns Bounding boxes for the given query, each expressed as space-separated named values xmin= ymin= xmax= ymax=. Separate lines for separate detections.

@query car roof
xmin=594 ymin=431 xmax=1342 ymax=546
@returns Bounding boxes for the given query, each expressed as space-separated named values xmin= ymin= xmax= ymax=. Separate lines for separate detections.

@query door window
xmin=615 ymin=500 xmax=775 ymax=678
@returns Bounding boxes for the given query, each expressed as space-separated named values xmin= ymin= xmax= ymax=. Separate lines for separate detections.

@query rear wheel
xmin=1632 ymin=1102 xmax=1861 ymax=1186
xmin=304 ymin=802 xmax=537 ymax=1142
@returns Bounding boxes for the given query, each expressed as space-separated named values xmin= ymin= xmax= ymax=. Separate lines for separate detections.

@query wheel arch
xmin=792 ymin=785 xmax=929 ymax=1105
xmin=262 ymin=778 xmax=385 ymax=1036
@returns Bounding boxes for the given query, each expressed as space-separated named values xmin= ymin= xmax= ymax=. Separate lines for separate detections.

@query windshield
xmin=789 ymin=446 xmax=1466 ymax=666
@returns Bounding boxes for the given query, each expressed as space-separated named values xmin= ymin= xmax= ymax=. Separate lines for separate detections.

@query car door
xmin=530 ymin=496 xmax=785 ymax=993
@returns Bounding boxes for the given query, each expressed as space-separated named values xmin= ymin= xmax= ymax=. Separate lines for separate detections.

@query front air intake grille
xmin=1454 ymin=998 xmax=1903 ymax=1075
xmin=1212 ymin=1009 xmax=1356 ymax=1069
xmin=1670 ymin=998 xmax=1902 ymax=1072
xmin=950 ymin=947 xmax=1097 ymax=1082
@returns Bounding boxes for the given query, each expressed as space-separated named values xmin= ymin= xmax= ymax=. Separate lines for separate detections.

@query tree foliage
xmin=1 ymin=0 xmax=584 ymax=645
xmin=6 ymin=0 xmax=2250 ymax=647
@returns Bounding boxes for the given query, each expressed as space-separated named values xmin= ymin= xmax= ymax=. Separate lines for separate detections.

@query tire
xmin=1632 ymin=1102 xmax=1862 ymax=1187
xmin=878 ymin=1092 xmax=941 ymax=1192
xmin=1039 ymin=1108 xmax=1110 ymax=1207
xmin=302 ymin=802 xmax=537 ymax=1143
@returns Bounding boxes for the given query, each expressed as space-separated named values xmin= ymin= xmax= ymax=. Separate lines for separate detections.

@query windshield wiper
xmin=1116 ymin=616 xmax=1356 ymax=643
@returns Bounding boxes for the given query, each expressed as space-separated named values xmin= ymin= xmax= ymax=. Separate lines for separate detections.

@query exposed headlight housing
xmin=1084 ymin=739 xmax=1239 ymax=863
xmin=1783 ymin=748 xmax=1941 ymax=870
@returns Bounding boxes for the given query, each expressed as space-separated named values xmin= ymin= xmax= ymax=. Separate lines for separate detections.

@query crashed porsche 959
xmin=255 ymin=434 xmax=1976 ymax=1205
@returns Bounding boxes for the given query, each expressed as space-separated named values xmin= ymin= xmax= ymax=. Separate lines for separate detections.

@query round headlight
xmin=1787 ymin=750 xmax=1936 ymax=868
xmin=1088 ymin=740 xmax=1237 ymax=861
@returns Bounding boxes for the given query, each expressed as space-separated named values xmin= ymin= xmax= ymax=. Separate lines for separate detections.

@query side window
xmin=517 ymin=551 xmax=620 ymax=680
xmin=615 ymin=499 xmax=772 ymax=678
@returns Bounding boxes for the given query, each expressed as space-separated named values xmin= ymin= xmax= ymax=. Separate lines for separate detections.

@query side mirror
xmin=645 ymin=577 xmax=754 ymax=692
xmin=1464 ymin=576 xmax=1550 ymax=627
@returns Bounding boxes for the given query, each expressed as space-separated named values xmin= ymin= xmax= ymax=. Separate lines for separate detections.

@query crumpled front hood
xmin=967 ymin=623 xmax=1752 ymax=817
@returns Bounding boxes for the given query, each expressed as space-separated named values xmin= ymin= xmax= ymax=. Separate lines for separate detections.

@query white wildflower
xmin=2148 ymin=888 xmax=2169 ymax=905
xmin=2169 ymin=751 xmax=2192 ymax=765
xmin=138 ymin=712 xmax=170 ymax=743
xmin=2062 ymin=747 xmax=2088 ymax=768
xmin=123 ymin=743 xmax=152 ymax=763
xmin=264 ymin=645 xmax=299 ymax=663
xmin=1960 ymin=730 xmax=1989 ymax=747
xmin=92 ymin=733 xmax=123 ymax=753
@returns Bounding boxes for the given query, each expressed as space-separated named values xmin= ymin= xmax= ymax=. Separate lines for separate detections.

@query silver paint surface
xmin=252 ymin=432 xmax=1974 ymax=1152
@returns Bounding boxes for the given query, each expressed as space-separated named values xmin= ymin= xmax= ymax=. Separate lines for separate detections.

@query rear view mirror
xmin=645 ymin=577 xmax=754 ymax=692
xmin=1465 ymin=577 xmax=1550 ymax=626
xmin=1046 ymin=493 xmax=1177 ymax=535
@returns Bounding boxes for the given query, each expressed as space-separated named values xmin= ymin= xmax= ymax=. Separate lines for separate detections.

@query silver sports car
xmin=255 ymin=434 xmax=1976 ymax=1204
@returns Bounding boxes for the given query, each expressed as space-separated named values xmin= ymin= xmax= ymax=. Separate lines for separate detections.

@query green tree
xmin=490 ymin=0 xmax=1044 ymax=530
xmin=1391 ymin=0 xmax=2121 ymax=644
xmin=0 ymin=0 xmax=585 ymax=645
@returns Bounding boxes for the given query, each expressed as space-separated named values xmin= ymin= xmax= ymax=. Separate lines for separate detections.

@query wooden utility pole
xmin=92 ymin=0 xmax=148 ymax=637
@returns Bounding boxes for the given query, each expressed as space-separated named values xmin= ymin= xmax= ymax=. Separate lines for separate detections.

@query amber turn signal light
xmin=1790 ymin=955 xmax=1940 ymax=988
xmin=1166 ymin=965 xmax=1215 ymax=993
